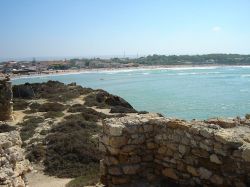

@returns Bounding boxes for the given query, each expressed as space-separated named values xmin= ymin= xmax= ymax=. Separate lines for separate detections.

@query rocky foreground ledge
xmin=100 ymin=114 xmax=250 ymax=187
xmin=0 ymin=125 xmax=32 ymax=187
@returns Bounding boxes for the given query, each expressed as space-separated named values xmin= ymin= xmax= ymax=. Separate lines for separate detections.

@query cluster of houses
xmin=0 ymin=59 xmax=139 ymax=76
xmin=0 ymin=61 xmax=38 ymax=75
xmin=0 ymin=60 xmax=64 ymax=75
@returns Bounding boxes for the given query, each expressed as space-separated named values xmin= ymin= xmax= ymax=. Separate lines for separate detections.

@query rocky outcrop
xmin=99 ymin=114 xmax=250 ymax=187
xmin=0 ymin=76 xmax=13 ymax=121
xmin=0 ymin=128 xmax=31 ymax=187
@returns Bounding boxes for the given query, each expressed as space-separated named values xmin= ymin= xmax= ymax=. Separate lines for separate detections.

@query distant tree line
xmin=68 ymin=54 xmax=250 ymax=67
xmin=133 ymin=54 xmax=250 ymax=65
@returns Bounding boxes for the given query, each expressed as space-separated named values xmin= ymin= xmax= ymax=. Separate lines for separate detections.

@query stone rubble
xmin=100 ymin=113 xmax=250 ymax=187
xmin=0 ymin=130 xmax=31 ymax=187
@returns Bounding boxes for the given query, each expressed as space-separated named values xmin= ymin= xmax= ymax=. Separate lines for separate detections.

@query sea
xmin=12 ymin=66 xmax=250 ymax=120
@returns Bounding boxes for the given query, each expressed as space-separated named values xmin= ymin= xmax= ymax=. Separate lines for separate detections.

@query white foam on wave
xmin=167 ymin=66 xmax=220 ymax=71
xmin=177 ymin=72 xmax=221 ymax=76
xmin=241 ymin=74 xmax=250 ymax=78
xmin=12 ymin=65 xmax=250 ymax=80
xmin=240 ymin=89 xmax=249 ymax=92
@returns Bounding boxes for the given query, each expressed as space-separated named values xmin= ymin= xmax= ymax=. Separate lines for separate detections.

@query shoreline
xmin=9 ymin=64 xmax=250 ymax=80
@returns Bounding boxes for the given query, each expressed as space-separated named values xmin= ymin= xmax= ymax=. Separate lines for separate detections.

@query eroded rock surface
xmin=0 ymin=129 xmax=31 ymax=187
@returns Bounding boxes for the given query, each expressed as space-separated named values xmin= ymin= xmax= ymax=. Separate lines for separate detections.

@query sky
xmin=0 ymin=0 xmax=250 ymax=60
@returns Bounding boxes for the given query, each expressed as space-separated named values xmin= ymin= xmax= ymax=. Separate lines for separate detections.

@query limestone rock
xmin=122 ymin=164 xmax=140 ymax=175
xmin=162 ymin=168 xmax=178 ymax=180
xmin=187 ymin=166 xmax=199 ymax=176
xmin=241 ymin=144 xmax=250 ymax=162
xmin=210 ymin=154 xmax=222 ymax=164
xmin=0 ymin=131 xmax=31 ymax=187
xmin=198 ymin=167 xmax=212 ymax=179
xmin=108 ymin=166 xmax=123 ymax=176
xmin=210 ymin=174 xmax=224 ymax=185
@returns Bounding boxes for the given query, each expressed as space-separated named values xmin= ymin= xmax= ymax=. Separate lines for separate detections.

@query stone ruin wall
xmin=99 ymin=114 xmax=250 ymax=187
xmin=0 ymin=76 xmax=13 ymax=121
xmin=0 ymin=129 xmax=31 ymax=187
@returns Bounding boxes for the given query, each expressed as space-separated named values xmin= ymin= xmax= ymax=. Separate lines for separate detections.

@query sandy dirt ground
xmin=27 ymin=171 xmax=72 ymax=187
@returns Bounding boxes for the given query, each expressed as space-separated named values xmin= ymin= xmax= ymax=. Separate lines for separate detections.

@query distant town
xmin=1 ymin=54 xmax=250 ymax=76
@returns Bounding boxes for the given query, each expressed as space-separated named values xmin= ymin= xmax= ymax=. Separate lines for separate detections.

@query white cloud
xmin=212 ymin=26 xmax=222 ymax=32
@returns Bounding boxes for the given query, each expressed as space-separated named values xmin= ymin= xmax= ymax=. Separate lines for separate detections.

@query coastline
xmin=9 ymin=64 xmax=250 ymax=80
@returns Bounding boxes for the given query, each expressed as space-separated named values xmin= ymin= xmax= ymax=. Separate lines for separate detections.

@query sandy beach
xmin=9 ymin=64 xmax=250 ymax=80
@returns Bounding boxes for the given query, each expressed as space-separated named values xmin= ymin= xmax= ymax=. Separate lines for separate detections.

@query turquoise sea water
xmin=13 ymin=66 xmax=250 ymax=120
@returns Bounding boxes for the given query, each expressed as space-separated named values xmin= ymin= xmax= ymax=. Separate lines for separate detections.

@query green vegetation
xmin=59 ymin=54 xmax=250 ymax=69
xmin=0 ymin=123 xmax=16 ymax=133
xmin=48 ymin=64 xmax=70 ymax=70
xmin=18 ymin=116 xmax=44 ymax=141
xmin=13 ymin=99 xmax=29 ymax=110
xmin=84 ymin=90 xmax=137 ymax=113
xmin=26 ymin=143 xmax=46 ymax=163
xmin=43 ymin=111 xmax=64 ymax=119
xmin=39 ymin=102 xmax=67 ymax=112
xmin=44 ymin=118 xmax=101 ymax=178
xmin=134 ymin=54 xmax=250 ymax=65
xmin=13 ymin=81 xmax=94 ymax=102
xmin=84 ymin=92 xmax=108 ymax=108
xmin=29 ymin=102 xmax=67 ymax=112
xmin=66 ymin=165 xmax=100 ymax=187
xmin=67 ymin=104 xmax=109 ymax=121
xmin=246 ymin=114 xmax=250 ymax=119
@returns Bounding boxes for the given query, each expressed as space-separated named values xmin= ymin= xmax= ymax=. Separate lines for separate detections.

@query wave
xmin=177 ymin=72 xmax=221 ymax=76
xmin=12 ymin=65 xmax=250 ymax=80
xmin=241 ymin=74 xmax=250 ymax=78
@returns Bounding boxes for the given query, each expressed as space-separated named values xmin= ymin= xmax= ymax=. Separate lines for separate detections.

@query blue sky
xmin=0 ymin=0 xmax=250 ymax=60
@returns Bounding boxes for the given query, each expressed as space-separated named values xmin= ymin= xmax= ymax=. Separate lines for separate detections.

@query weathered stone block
xmin=187 ymin=165 xmax=199 ymax=176
xmin=111 ymin=176 xmax=130 ymax=185
xmin=209 ymin=154 xmax=222 ymax=164
xmin=108 ymin=166 xmax=123 ymax=175
xmin=162 ymin=168 xmax=178 ymax=180
xmin=198 ymin=167 xmax=212 ymax=179
xmin=210 ymin=174 xmax=224 ymax=185
xmin=241 ymin=144 xmax=250 ymax=162
xmin=122 ymin=164 xmax=140 ymax=175
xmin=109 ymin=136 xmax=128 ymax=148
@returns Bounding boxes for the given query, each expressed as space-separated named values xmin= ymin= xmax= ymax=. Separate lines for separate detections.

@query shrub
xmin=18 ymin=116 xmax=44 ymax=141
xmin=29 ymin=102 xmax=41 ymax=112
xmin=0 ymin=123 xmax=16 ymax=133
xmin=44 ymin=111 xmax=64 ymax=119
xmin=13 ymin=99 xmax=29 ymax=111
xmin=19 ymin=81 xmax=94 ymax=102
xmin=26 ymin=143 xmax=46 ymax=163
xmin=84 ymin=90 xmax=137 ymax=114
xmin=40 ymin=129 xmax=49 ymax=135
xmin=44 ymin=118 xmax=102 ymax=178
xmin=246 ymin=114 xmax=250 ymax=119
xmin=84 ymin=92 xmax=107 ymax=108
xmin=67 ymin=104 xmax=109 ymax=121
xmin=66 ymin=164 xmax=99 ymax=187
xmin=110 ymin=106 xmax=137 ymax=113
xmin=38 ymin=102 xmax=67 ymax=112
